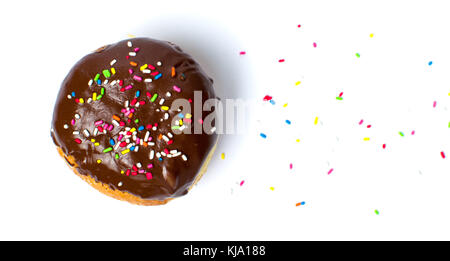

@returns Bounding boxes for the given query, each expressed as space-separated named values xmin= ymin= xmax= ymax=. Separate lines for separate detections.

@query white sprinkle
xmin=72 ymin=131 xmax=80 ymax=135
xmin=173 ymin=152 xmax=181 ymax=157
xmin=88 ymin=79 xmax=93 ymax=86
xmin=179 ymin=125 xmax=186 ymax=131
xmin=114 ymin=142 xmax=121 ymax=150
xmin=149 ymin=150 xmax=154 ymax=160
xmin=110 ymin=59 xmax=117 ymax=66
xmin=74 ymin=114 xmax=80 ymax=119
xmin=103 ymin=79 xmax=109 ymax=85
xmin=83 ymin=129 xmax=90 ymax=137
xmin=167 ymin=132 xmax=173 ymax=138
xmin=63 ymin=124 xmax=69 ymax=129
xmin=144 ymin=131 xmax=150 ymax=141
xmin=118 ymin=181 xmax=123 ymax=187
xmin=156 ymin=61 xmax=162 ymax=66
xmin=161 ymin=151 xmax=167 ymax=157
xmin=127 ymin=143 xmax=133 ymax=149
xmin=162 ymin=135 xmax=169 ymax=142
xmin=93 ymin=128 xmax=99 ymax=136
xmin=125 ymin=127 xmax=131 ymax=131
xmin=210 ymin=127 xmax=216 ymax=133
xmin=87 ymin=98 xmax=93 ymax=103
xmin=67 ymin=95 xmax=72 ymax=99
xmin=125 ymin=100 xmax=129 ymax=108
xmin=148 ymin=142 xmax=155 ymax=146
xmin=166 ymin=92 xmax=172 ymax=97
xmin=112 ymin=120 xmax=120 ymax=126
xmin=170 ymin=150 xmax=178 ymax=154
xmin=110 ymin=80 xmax=117 ymax=86
xmin=164 ymin=113 xmax=169 ymax=120
xmin=125 ymin=138 xmax=130 ymax=143
xmin=132 ymin=135 xmax=137 ymax=141
xmin=152 ymin=126 xmax=157 ymax=131
xmin=140 ymin=139 xmax=143 ymax=145
xmin=129 ymin=52 xmax=136 ymax=56
xmin=144 ymin=78 xmax=152 ymax=83
xmin=182 ymin=155 xmax=188 ymax=161
xmin=136 ymin=162 xmax=142 ymax=168
xmin=159 ymin=98 xmax=165 ymax=105
xmin=127 ymin=41 xmax=132 ymax=47
xmin=156 ymin=152 xmax=162 ymax=158
xmin=142 ymin=69 xmax=151 ymax=74
xmin=134 ymin=146 xmax=139 ymax=152
xmin=135 ymin=102 xmax=140 ymax=108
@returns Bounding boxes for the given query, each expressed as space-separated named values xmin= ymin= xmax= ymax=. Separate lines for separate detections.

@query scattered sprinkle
xmin=374 ymin=209 xmax=380 ymax=215
xmin=295 ymin=201 xmax=306 ymax=207
xmin=240 ymin=180 xmax=245 ymax=186
xmin=356 ymin=53 xmax=360 ymax=58
xmin=289 ymin=163 xmax=293 ymax=169
xmin=221 ymin=153 xmax=225 ymax=160
xmin=328 ymin=168 xmax=334 ymax=175
xmin=278 ymin=59 xmax=285 ymax=63
xmin=428 ymin=61 xmax=433 ymax=66
xmin=382 ymin=144 xmax=386 ymax=149
xmin=270 ymin=187 xmax=275 ymax=191
xmin=441 ymin=151 xmax=446 ymax=159
xmin=399 ymin=131 xmax=405 ymax=137
xmin=313 ymin=42 xmax=317 ymax=48
xmin=260 ymin=133 xmax=267 ymax=139
xmin=295 ymin=81 xmax=301 ymax=86
xmin=363 ymin=137 xmax=370 ymax=141
xmin=314 ymin=116 xmax=319 ymax=125
xmin=285 ymin=120 xmax=291 ymax=125
xmin=370 ymin=33 xmax=374 ymax=38
xmin=433 ymin=101 xmax=437 ymax=108
xmin=239 ymin=51 xmax=246 ymax=55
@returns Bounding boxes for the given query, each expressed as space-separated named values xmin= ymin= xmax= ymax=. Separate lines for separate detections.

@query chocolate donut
xmin=51 ymin=37 xmax=218 ymax=205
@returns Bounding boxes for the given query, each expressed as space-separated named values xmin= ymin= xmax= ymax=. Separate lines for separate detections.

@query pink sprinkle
xmin=441 ymin=151 xmax=446 ymax=159
xmin=411 ymin=130 xmax=415 ymax=135
xmin=71 ymin=119 xmax=75 ymax=125
xmin=278 ymin=59 xmax=285 ymax=63
xmin=433 ymin=101 xmax=437 ymax=108
xmin=150 ymin=71 xmax=159 ymax=76
xmin=138 ymin=170 xmax=145 ymax=174
xmin=173 ymin=85 xmax=181 ymax=92
xmin=199 ymin=119 xmax=203 ymax=124
xmin=184 ymin=118 xmax=192 ymax=123
xmin=367 ymin=125 xmax=372 ymax=128
xmin=125 ymin=85 xmax=133 ymax=90
xmin=289 ymin=163 xmax=293 ymax=169
xmin=328 ymin=168 xmax=334 ymax=175
xmin=339 ymin=92 xmax=343 ymax=97
xmin=130 ymin=108 xmax=135 ymax=113
xmin=134 ymin=47 xmax=140 ymax=52
xmin=239 ymin=51 xmax=246 ymax=55
xmin=128 ymin=69 xmax=133 ymax=74
xmin=133 ymin=75 xmax=142 ymax=82
xmin=359 ymin=119 xmax=364 ymax=125
xmin=126 ymin=169 xmax=131 ymax=176
xmin=147 ymin=64 xmax=155 ymax=70
xmin=118 ymin=134 xmax=123 ymax=141
xmin=147 ymin=164 xmax=153 ymax=169
xmin=297 ymin=24 xmax=301 ymax=28
xmin=94 ymin=120 xmax=104 ymax=126
xmin=131 ymin=98 xmax=138 ymax=106
xmin=74 ymin=138 xmax=82 ymax=144
xmin=313 ymin=42 xmax=317 ymax=48
xmin=240 ymin=180 xmax=245 ymax=186
xmin=146 ymin=172 xmax=153 ymax=180
xmin=108 ymin=125 xmax=114 ymax=131
xmin=136 ymin=138 xmax=140 ymax=144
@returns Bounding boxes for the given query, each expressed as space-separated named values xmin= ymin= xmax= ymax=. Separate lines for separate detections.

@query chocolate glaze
xmin=51 ymin=38 xmax=217 ymax=200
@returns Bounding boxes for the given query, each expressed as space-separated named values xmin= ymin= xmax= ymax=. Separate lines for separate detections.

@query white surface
xmin=1 ymin=0 xmax=450 ymax=240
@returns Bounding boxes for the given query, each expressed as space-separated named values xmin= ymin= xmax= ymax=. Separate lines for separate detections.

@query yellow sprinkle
xmin=96 ymin=159 xmax=102 ymax=164
xmin=129 ymin=127 xmax=136 ymax=133
xmin=93 ymin=92 xmax=97 ymax=101
xmin=121 ymin=149 xmax=130 ymax=155
xmin=295 ymin=81 xmax=301 ymax=86
xmin=94 ymin=142 xmax=100 ymax=146
xmin=296 ymin=139 xmax=300 ymax=143
xmin=283 ymin=103 xmax=288 ymax=107
xmin=79 ymin=98 xmax=84 ymax=104
xmin=270 ymin=187 xmax=275 ymax=191
xmin=179 ymin=119 xmax=183 ymax=125
xmin=185 ymin=113 xmax=192 ymax=119
xmin=161 ymin=106 xmax=169 ymax=111
xmin=448 ymin=92 xmax=450 ymax=96
xmin=314 ymin=116 xmax=319 ymax=125
xmin=363 ymin=137 xmax=370 ymax=141
xmin=140 ymin=64 xmax=148 ymax=71
xmin=111 ymin=67 xmax=116 ymax=75
xmin=221 ymin=153 xmax=225 ymax=159
xmin=121 ymin=170 xmax=125 ymax=174
xmin=127 ymin=34 xmax=136 ymax=38
xmin=90 ymin=139 xmax=95 ymax=143
xmin=370 ymin=33 xmax=374 ymax=38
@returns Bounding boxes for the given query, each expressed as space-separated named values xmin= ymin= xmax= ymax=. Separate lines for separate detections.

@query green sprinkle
xmin=399 ymin=131 xmax=404 ymax=137
xmin=94 ymin=73 xmax=100 ymax=81
xmin=356 ymin=53 xmax=360 ymax=58
xmin=101 ymin=87 xmax=105 ymax=95
xmin=134 ymin=119 xmax=139 ymax=123
xmin=103 ymin=147 xmax=113 ymax=153
xmin=374 ymin=209 xmax=380 ymax=215
xmin=448 ymin=122 xmax=450 ymax=128
xmin=115 ymin=153 xmax=119 ymax=159
xmin=97 ymin=95 xmax=102 ymax=100
xmin=102 ymin=69 xmax=111 ymax=78
xmin=150 ymin=93 xmax=158 ymax=102
xmin=171 ymin=126 xmax=180 ymax=130
xmin=336 ymin=96 xmax=343 ymax=100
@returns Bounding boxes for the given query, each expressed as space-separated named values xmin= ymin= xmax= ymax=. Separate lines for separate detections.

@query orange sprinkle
xmin=129 ymin=61 xmax=138 ymax=67
xmin=128 ymin=113 xmax=133 ymax=118
xmin=112 ymin=115 xmax=120 ymax=121
xmin=158 ymin=134 xmax=163 ymax=140
xmin=143 ymin=142 xmax=148 ymax=147
xmin=171 ymin=67 xmax=176 ymax=77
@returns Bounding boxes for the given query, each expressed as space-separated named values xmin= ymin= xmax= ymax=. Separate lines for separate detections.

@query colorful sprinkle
xmin=314 ymin=117 xmax=319 ymax=125
xmin=374 ymin=209 xmax=380 ymax=215
xmin=356 ymin=53 xmax=360 ymax=58
xmin=260 ymin=133 xmax=267 ymax=139
xmin=295 ymin=201 xmax=306 ymax=207
xmin=240 ymin=180 xmax=245 ymax=186
xmin=327 ymin=168 xmax=334 ymax=175
xmin=278 ymin=59 xmax=285 ymax=63
xmin=428 ymin=61 xmax=433 ymax=66
xmin=239 ymin=51 xmax=246 ymax=55
xmin=221 ymin=153 xmax=225 ymax=159
xmin=399 ymin=131 xmax=404 ymax=137
xmin=441 ymin=151 xmax=446 ymax=159
xmin=285 ymin=120 xmax=291 ymax=125
xmin=313 ymin=42 xmax=317 ymax=48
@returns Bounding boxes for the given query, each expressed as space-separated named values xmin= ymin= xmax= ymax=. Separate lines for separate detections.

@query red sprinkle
xmin=239 ymin=51 xmax=246 ymax=55
xmin=297 ymin=24 xmax=301 ymax=28
xmin=74 ymin=138 xmax=82 ymax=144
xmin=240 ymin=180 xmax=245 ymax=186
xmin=278 ymin=59 xmax=285 ymax=63
xmin=263 ymin=95 xmax=272 ymax=101
xmin=441 ymin=151 xmax=446 ymax=159
xmin=382 ymin=144 xmax=386 ymax=149
xmin=359 ymin=119 xmax=364 ymax=125
xmin=367 ymin=125 xmax=372 ymax=128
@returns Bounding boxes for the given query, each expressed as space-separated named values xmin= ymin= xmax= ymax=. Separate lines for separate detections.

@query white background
xmin=1 ymin=0 xmax=450 ymax=240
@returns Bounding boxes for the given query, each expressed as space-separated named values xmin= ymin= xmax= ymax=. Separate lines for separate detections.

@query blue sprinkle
xmin=260 ymin=133 xmax=267 ymax=139
xmin=158 ymin=157 xmax=163 ymax=161
xmin=138 ymin=126 xmax=145 ymax=131
xmin=130 ymin=146 xmax=135 ymax=151
xmin=301 ymin=201 xmax=305 ymax=205
xmin=154 ymin=73 xmax=162 ymax=80
xmin=428 ymin=61 xmax=433 ymax=66
xmin=136 ymin=90 xmax=141 ymax=98
xmin=178 ymin=113 xmax=184 ymax=118
xmin=97 ymin=79 xmax=102 ymax=85
xmin=109 ymin=139 xmax=115 ymax=146
xmin=269 ymin=99 xmax=275 ymax=105
xmin=71 ymin=92 xmax=75 ymax=97
xmin=286 ymin=120 xmax=291 ymax=125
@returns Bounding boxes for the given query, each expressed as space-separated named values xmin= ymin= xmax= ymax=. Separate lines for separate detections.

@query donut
xmin=51 ymin=37 xmax=219 ymax=205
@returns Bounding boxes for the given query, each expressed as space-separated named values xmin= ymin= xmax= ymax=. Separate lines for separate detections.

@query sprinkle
xmin=103 ymin=147 xmax=113 ymax=153
xmin=441 ymin=151 xmax=446 ymax=159
xmin=129 ymin=61 xmax=137 ymax=66
xmin=79 ymin=98 xmax=84 ymax=104
xmin=433 ymin=101 xmax=437 ymax=108
xmin=260 ymin=133 xmax=267 ymax=139
xmin=239 ymin=51 xmax=246 ymax=55
xmin=74 ymin=138 xmax=82 ymax=144
xmin=382 ymin=144 xmax=386 ymax=149
xmin=370 ymin=33 xmax=374 ymax=38
xmin=154 ymin=73 xmax=162 ymax=80
xmin=313 ymin=42 xmax=317 ymax=48
xmin=88 ymin=79 xmax=93 ymax=86
xmin=221 ymin=153 xmax=225 ymax=159
xmin=111 ymin=68 xmax=116 ymax=75
xmin=94 ymin=74 xmax=100 ymax=82
xmin=286 ymin=120 xmax=291 ymax=125
xmin=127 ymin=41 xmax=132 ymax=47
xmin=289 ymin=163 xmax=293 ymax=169
xmin=161 ymin=106 xmax=169 ymax=111
xmin=110 ymin=59 xmax=117 ymax=66
xmin=97 ymin=159 xmax=102 ymax=164
xmin=83 ymin=129 xmax=90 ymax=137
xmin=263 ymin=95 xmax=272 ymax=101
xmin=121 ymin=149 xmax=130 ymax=155
xmin=359 ymin=119 xmax=364 ymax=125
xmin=133 ymin=75 xmax=142 ymax=82
xmin=74 ymin=113 xmax=81 ymax=119
xmin=296 ymin=139 xmax=300 ymax=142
xmin=295 ymin=202 xmax=305 ymax=207
xmin=63 ymin=124 xmax=69 ymax=129
xmin=150 ymin=93 xmax=158 ymax=102
xmin=240 ymin=180 xmax=245 ymax=186
xmin=336 ymin=96 xmax=343 ymax=100
xmin=411 ymin=130 xmax=415 ymax=135
xmin=314 ymin=117 xmax=319 ymax=125
xmin=181 ymin=155 xmax=188 ymax=161
xmin=173 ymin=85 xmax=181 ymax=92
xmin=399 ymin=131 xmax=405 ymax=137
xmin=144 ymin=78 xmax=153 ymax=83
xmin=102 ymin=69 xmax=111 ymax=78
xmin=374 ymin=209 xmax=380 ymax=215
xmin=428 ymin=61 xmax=433 ymax=66
xmin=270 ymin=187 xmax=275 ymax=191
xmin=363 ymin=137 xmax=370 ymax=141
xmin=171 ymin=67 xmax=176 ymax=77
xmin=356 ymin=53 xmax=360 ymax=58
xmin=278 ymin=59 xmax=285 ymax=63
xmin=146 ymin=172 xmax=153 ymax=180
xmin=295 ymin=81 xmax=301 ymax=86
xmin=328 ymin=168 xmax=334 ymax=175
xmin=156 ymin=61 xmax=162 ymax=66
xmin=367 ymin=125 xmax=372 ymax=128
